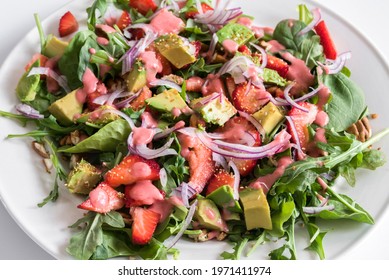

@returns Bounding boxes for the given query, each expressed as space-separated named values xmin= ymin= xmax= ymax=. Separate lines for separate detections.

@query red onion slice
xmin=154 ymin=120 xmax=185 ymax=140
xmin=28 ymin=67 xmax=70 ymax=93
xmin=298 ymin=8 xmax=322 ymax=35
xmin=250 ymin=43 xmax=268 ymax=69
xmin=195 ymin=1 xmax=242 ymax=27
xmin=238 ymin=110 xmax=266 ymax=139
xmin=166 ymin=199 xmax=198 ymax=249
xmin=283 ymin=82 xmax=309 ymax=112
xmin=149 ymin=79 xmax=182 ymax=92
xmin=212 ymin=152 xmax=229 ymax=170
xmin=318 ymin=51 xmax=352 ymax=74
xmin=102 ymin=108 xmax=135 ymax=129
xmin=129 ymin=136 xmax=178 ymax=160
xmin=285 ymin=116 xmax=305 ymax=159
xmin=15 ymin=103 xmax=44 ymax=119
xmin=303 ymin=204 xmax=335 ymax=214
xmin=159 ymin=167 xmax=168 ymax=188
xmin=228 ymin=160 xmax=240 ymax=200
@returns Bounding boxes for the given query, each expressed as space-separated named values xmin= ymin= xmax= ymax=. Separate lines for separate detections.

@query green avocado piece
xmin=239 ymin=188 xmax=272 ymax=230
xmin=15 ymin=61 xmax=41 ymax=102
xmin=190 ymin=94 xmax=237 ymax=126
xmin=76 ymin=105 xmax=120 ymax=125
xmin=252 ymin=102 xmax=284 ymax=134
xmin=221 ymin=208 xmax=241 ymax=221
xmin=48 ymin=89 xmax=83 ymax=126
xmin=206 ymin=185 xmax=242 ymax=213
xmin=173 ymin=204 xmax=188 ymax=221
xmin=146 ymin=88 xmax=187 ymax=113
xmin=155 ymin=34 xmax=196 ymax=69
xmin=66 ymin=159 xmax=102 ymax=194
xmin=194 ymin=198 xmax=226 ymax=231
xmin=43 ymin=35 xmax=69 ymax=58
xmin=216 ymin=22 xmax=254 ymax=46
xmin=126 ymin=61 xmax=147 ymax=93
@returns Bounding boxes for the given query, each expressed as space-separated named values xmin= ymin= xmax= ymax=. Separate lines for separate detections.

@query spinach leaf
xmin=273 ymin=19 xmax=324 ymax=68
xmin=58 ymin=119 xmax=131 ymax=153
xmin=323 ymin=73 xmax=366 ymax=132
xmin=268 ymin=199 xmax=295 ymax=237
xmin=58 ymin=31 xmax=100 ymax=89
xmin=86 ymin=0 xmax=109 ymax=30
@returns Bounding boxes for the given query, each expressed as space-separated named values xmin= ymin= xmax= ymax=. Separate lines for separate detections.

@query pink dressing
xmin=222 ymin=39 xmax=239 ymax=54
xmin=139 ymin=51 xmax=162 ymax=84
xmin=97 ymin=36 xmax=109 ymax=46
xmin=186 ymin=76 xmax=205 ymax=92
xmin=45 ymin=56 xmax=60 ymax=93
xmin=96 ymin=24 xmax=116 ymax=34
xmin=89 ymin=187 xmax=109 ymax=210
xmin=132 ymin=127 xmax=155 ymax=146
xmin=316 ymin=84 xmax=331 ymax=110
xmin=249 ymin=156 xmax=294 ymax=194
xmin=252 ymin=26 xmax=274 ymax=38
xmin=141 ymin=111 xmax=158 ymax=128
xmin=171 ymin=107 xmax=182 ymax=118
xmin=99 ymin=64 xmax=112 ymax=78
xmin=201 ymin=74 xmax=225 ymax=96
xmin=149 ymin=8 xmax=185 ymax=36
xmin=222 ymin=119 xmax=250 ymax=144
xmin=126 ymin=180 xmax=164 ymax=205
xmin=266 ymin=40 xmax=285 ymax=53
xmin=148 ymin=200 xmax=173 ymax=223
xmin=205 ymin=206 xmax=216 ymax=220
xmin=315 ymin=110 xmax=329 ymax=127
xmin=82 ymin=67 xmax=99 ymax=93
xmin=177 ymin=133 xmax=198 ymax=158
xmin=281 ymin=52 xmax=314 ymax=95
xmin=132 ymin=161 xmax=152 ymax=178
xmin=89 ymin=48 xmax=96 ymax=54
xmin=237 ymin=16 xmax=253 ymax=28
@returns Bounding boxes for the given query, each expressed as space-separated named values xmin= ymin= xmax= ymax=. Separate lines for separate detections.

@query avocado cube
xmin=239 ymin=188 xmax=272 ymax=230
xmin=216 ymin=23 xmax=254 ymax=46
xmin=155 ymin=34 xmax=196 ymax=69
xmin=15 ymin=61 xmax=41 ymax=102
xmin=206 ymin=185 xmax=242 ymax=213
xmin=191 ymin=94 xmax=237 ymax=126
xmin=43 ymin=35 xmax=69 ymax=58
xmin=252 ymin=102 xmax=284 ymax=134
xmin=146 ymin=88 xmax=187 ymax=113
xmin=126 ymin=61 xmax=147 ymax=93
xmin=48 ymin=89 xmax=83 ymax=126
xmin=193 ymin=198 xmax=226 ymax=231
xmin=66 ymin=159 xmax=102 ymax=194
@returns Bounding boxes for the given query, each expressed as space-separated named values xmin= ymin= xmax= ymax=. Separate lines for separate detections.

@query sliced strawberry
xmin=287 ymin=102 xmax=318 ymax=151
xmin=116 ymin=11 xmax=131 ymax=31
xmin=131 ymin=207 xmax=161 ymax=245
xmin=78 ymin=182 xmax=125 ymax=214
xmin=185 ymin=2 xmax=214 ymax=19
xmin=129 ymin=0 xmax=157 ymax=16
xmin=124 ymin=180 xmax=164 ymax=207
xmin=155 ymin=51 xmax=172 ymax=76
xmin=216 ymin=116 xmax=261 ymax=176
xmin=237 ymin=45 xmax=252 ymax=56
xmin=253 ymin=53 xmax=289 ymax=78
xmin=314 ymin=20 xmax=337 ymax=60
xmin=205 ymin=169 xmax=235 ymax=196
xmin=58 ymin=11 xmax=79 ymax=37
xmin=104 ymin=154 xmax=160 ymax=187
xmin=130 ymin=86 xmax=152 ymax=111
xmin=86 ymin=82 xmax=108 ymax=110
xmin=178 ymin=133 xmax=215 ymax=194
xmin=231 ymin=81 xmax=269 ymax=114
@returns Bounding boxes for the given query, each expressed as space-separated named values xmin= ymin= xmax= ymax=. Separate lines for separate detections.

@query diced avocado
xmin=194 ymin=198 xmax=226 ymax=231
xmin=146 ymin=88 xmax=187 ymax=113
xmin=216 ymin=22 xmax=254 ymax=46
xmin=155 ymin=34 xmax=196 ymax=69
xmin=239 ymin=188 xmax=272 ymax=230
xmin=66 ymin=159 xmax=102 ymax=194
xmin=15 ymin=61 xmax=40 ymax=102
xmin=76 ymin=105 xmax=120 ymax=125
xmin=43 ymin=35 xmax=69 ymax=58
xmin=126 ymin=61 xmax=147 ymax=93
xmin=206 ymin=185 xmax=242 ymax=213
xmin=221 ymin=208 xmax=241 ymax=221
xmin=173 ymin=204 xmax=188 ymax=221
xmin=190 ymin=94 xmax=237 ymax=126
xmin=48 ymin=89 xmax=83 ymax=126
xmin=252 ymin=102 xmax=284 ymax=134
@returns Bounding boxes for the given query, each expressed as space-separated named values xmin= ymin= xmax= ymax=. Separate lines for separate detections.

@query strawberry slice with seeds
xmin=231 ymin=81 xmax=269 ymax=114
xmin=129 ymin=0 xmax=157 ymax=16
xmin=253 ymin=53 xmax=289 ymax=78
xmin=78 ymin=182 xmax=125 ymax=214
xmin=104 ymin=155 xmax=160 ymax=187
xmin=131 ymin=207 xmax=161 ymax=245
xmin=178 ymin=133 xmax=215 ymax=194
xmin=314 ymin=20 xmax=337 ymax=60
xmin=287 ymin=102 xmax=318 ymax=151
xmin=205 ymin=169 xmax=235 ymax=196
xmin=185 ymin=2 xmax=214 ymax=19
xmin=58 ymin=11 xmax=79 ymax=37
xmin=116 ymin=11 xmax=131 ymax=31
xmin=129 ymin=86 xmax=152 ymax=111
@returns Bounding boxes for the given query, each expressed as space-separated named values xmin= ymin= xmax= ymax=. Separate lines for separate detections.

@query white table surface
xmin=0 ymin=0 xmax=388 ymax=260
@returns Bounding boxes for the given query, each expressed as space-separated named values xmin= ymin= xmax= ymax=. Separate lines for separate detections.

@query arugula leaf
xmin=304 ymin=222 xmax=327 ymax=260
xmin=323 ymin=73 xmax=366 ymax=132
xmin=86 ymin=0 xmax=109 ymax=30
xmin=268 ymin=199 xmax=295 ymax=237
xmin=220 ymin=238 xmax=249 ymax=260
xmin=58 ymin=119 xmax=131 ymax=153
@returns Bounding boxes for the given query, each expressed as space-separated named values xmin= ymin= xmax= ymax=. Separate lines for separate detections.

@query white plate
xmin=1 ymin=0 xmax=389 ymax=260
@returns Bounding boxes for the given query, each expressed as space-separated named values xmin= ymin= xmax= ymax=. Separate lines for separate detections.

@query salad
xmin=1 ymin=0 xmax=388 ymax=260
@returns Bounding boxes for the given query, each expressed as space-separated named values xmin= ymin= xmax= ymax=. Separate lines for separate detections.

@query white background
xmin=0 ymin=0 xmax=388 ymax=260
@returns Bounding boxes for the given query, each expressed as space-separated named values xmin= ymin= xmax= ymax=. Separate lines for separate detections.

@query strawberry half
xmin=205 ymin=169 xmax=235 ymax=196
xmin=78 ymin=182 xmax=125 ymax=214
xmin=131 ymin=207 xmax=161 ymax=245
xmin=231 ymin=81 xmax=269 ymax=114
xmin=116 ymin=11 xmax=131 ymax=31
xmin=185 ymin=2 xmax=214 ymax=19
xmin=178 ymin=133 xmax=215 ymax=194
xmin=216 ymin=116 xmax=261 ymax=176
xmin=104 ymin=154 xmax=160 ymax=187
xmin=129 ymin=0 xmax=157 ymax=16
xmin=58 ymin=11 xmax=79 ymax=37
xmin=253 ymin=53 xmax=289 ymax=78
xmin=314 ymin=20 xmax=337 ymax=60
xmin=287 ymin=102 xmax=318 ymax=151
